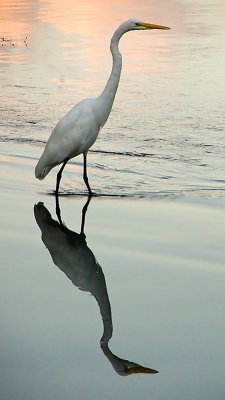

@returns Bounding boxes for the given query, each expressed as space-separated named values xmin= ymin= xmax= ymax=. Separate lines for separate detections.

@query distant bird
xmin=35 ymin=19 xmax=170 ymax=195
xmin=34 ymin=198 xmax=158 ymax=375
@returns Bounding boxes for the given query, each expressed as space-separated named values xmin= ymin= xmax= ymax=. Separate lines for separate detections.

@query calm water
xmin=1 ymin=183 xmax=225 ymax=400
xmin=1 ymin=1 xmax=225 ymax=399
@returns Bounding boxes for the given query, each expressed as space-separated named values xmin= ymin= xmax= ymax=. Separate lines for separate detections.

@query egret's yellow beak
xmin=136 ymin=22 xmax=170 ymax=30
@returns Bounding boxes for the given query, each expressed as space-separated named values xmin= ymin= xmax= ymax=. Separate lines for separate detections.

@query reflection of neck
xmin=100 ymin=340 xmax=121 ymax=369
xmin=89 ymin=262 xmax=113 ymax=343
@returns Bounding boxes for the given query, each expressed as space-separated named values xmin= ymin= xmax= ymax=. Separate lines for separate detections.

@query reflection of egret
xmin=34 ymin=198 xmax=158 ymax=375
xmin=35 ymin=20 xmax=170 ymax=195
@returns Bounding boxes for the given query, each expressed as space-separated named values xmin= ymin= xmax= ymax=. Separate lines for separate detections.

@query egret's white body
xmin=35 ymin=19 xmax=170 ymax=194
xmin=36 ymin=98 xmax=101 ymax=179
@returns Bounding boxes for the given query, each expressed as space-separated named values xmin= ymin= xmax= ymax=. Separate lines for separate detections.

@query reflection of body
xmin=34 ymin=198 xmax=158 ymax=375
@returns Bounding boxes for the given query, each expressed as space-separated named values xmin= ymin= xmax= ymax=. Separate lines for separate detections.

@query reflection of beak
xmin=137 ymin=22 xmax=170 ymax=30
xmin=125 ymin=364 xmax=159 ymax=375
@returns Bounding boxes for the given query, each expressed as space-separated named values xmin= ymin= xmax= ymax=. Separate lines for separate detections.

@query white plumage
xmin=35 ymin=99 xmax=101 ymax=180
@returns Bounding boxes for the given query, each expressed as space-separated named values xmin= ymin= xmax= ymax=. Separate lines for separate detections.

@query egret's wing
xmin=35 ymin=98 xmax=100 ymax=179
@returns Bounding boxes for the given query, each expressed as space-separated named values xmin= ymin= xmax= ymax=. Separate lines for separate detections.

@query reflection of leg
xmin=55 ymin=191 xmax=64 ymax=228
xmin=80 ymin=195 xmax=92 ymax=236
xmin=56 ymin=158 xmax=68 ymax=195
xmin=83 ymin=153 xmax=92 ymax=195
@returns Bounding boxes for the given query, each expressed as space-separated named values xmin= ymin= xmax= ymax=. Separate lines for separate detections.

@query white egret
xmin=35 ymin=19 xmax=170 ymax=195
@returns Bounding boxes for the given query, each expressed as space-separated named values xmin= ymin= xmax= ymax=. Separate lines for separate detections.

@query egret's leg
xmin=83 ymin=154 xmax=92 ymax=195
xmin=56 ymin=158 xmax=68 ymax=195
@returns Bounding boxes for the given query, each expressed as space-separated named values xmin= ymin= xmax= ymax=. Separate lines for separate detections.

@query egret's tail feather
xmin=35 ymin=159 xmax=53 ymax=180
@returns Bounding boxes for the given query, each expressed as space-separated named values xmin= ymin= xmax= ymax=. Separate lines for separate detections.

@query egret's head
xmin=123 ymin=19 xmax=170 ymax=32
xmin=111 ymin=20 xmax=170 ymax=51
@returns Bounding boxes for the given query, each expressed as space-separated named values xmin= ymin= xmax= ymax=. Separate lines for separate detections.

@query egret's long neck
xmin=97 ymin=28 xmax=123 ymax=118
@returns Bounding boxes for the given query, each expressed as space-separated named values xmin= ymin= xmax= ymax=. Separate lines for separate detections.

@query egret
xmin=35 ymin=19 xmax=170 ymax=195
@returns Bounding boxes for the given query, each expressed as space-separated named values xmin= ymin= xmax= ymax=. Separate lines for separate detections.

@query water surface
xmin=1 ymin=1 xmax=225 ymax=399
